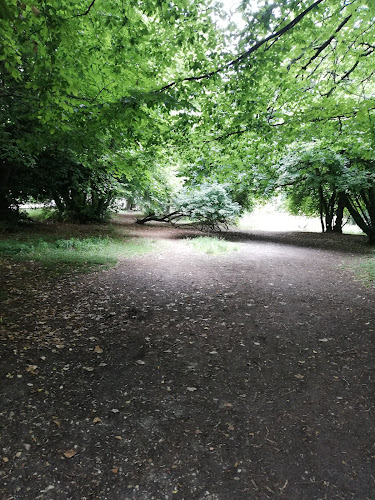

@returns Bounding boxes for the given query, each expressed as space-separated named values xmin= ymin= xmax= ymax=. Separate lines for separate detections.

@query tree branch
xmin=301 ymin=15 xmax=352 ymax=71
xmin=323 ymin=60 xmax=360 ymax=97
xmin=205 ymin=128 xmax=249 ymax=142
xmin=158 ymin=0 xmax=325 ymax=92
xmin=76 ymin=0 xmax=96 ymax=17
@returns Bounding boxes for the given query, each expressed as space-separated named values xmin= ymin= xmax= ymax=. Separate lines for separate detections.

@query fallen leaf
xmin=111 ymin=467 xmax=119 ymax=473
xmin=53 ymin=419 xmax=61 ymax=428
xmin=93 ymin=417 xmax=102 ymax=424
xmin=26 ymin=365 xmax=38 ymax=375
xmin=94 ymin=345 xmax=103 ymax=354
xmin=223 ymin=403 xmax=233 ymax=408
xmin=63 ymin=449 xmax=77 ymax=458
xmin=227 ymin=424 xmax=235 ymax=431
xmin=115 ymin=436 xmax=122 ymax=440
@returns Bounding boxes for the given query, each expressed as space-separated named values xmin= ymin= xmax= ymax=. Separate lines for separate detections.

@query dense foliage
xmin=1 ymin=0 xmax=375 ymax=239
xmin=175 ymin=183 xmax=241 ymax=229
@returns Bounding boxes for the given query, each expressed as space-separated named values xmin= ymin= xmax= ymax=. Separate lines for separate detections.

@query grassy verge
xmin=186 ymin=236 xmax=239 ymax=255
xmin=0 ymin=235 xmax=157 ymax=274
xmin=355 ymin=254 xmax=375 ymax=286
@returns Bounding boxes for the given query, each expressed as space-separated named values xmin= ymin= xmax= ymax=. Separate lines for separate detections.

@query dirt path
xmin=1 ymin=218 xmax=375 ymax=499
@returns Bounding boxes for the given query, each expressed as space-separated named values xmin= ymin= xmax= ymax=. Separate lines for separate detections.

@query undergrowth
xmin=356 ymin=254 xmax=375 ymax=286
xmin=0 ymin=235 xmax=157 ymax=274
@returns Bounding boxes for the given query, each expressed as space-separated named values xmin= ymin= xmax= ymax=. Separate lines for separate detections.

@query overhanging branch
xmin=76 ymin=0 xmax=96 ymax=17
xmin=301 ymin=14 xmax=352 ymax=71
xmin=157 ymin=0 xmax=325 ymax=93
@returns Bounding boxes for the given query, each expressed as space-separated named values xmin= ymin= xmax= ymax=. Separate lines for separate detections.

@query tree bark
xmin=136 ymin=211 xmax=184 ymax=225
xmin=333 ymin=193 xmax=345 ymax=233
xmin=344 ymin=194 xmax=375 ymax=244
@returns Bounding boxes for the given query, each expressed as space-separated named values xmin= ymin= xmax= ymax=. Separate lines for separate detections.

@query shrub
xmin=175 ymin=183 xmax=241 ymax=230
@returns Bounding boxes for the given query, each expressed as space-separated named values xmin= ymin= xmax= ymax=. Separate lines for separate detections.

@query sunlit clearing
xmin=239 ymin=204 xmax=363 ymax=234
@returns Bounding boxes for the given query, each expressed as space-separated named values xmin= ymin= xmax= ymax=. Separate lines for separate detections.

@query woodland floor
xmin=1 ymin=214 xmax=375 ymax=500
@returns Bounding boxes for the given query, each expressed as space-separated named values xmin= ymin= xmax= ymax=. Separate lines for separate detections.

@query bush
xmin=175 ymin=183 xmax=241 ymax=230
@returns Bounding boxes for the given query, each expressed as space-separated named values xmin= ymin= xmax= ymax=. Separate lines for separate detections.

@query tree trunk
xmin=0 ymin=165 xmax=15 ymax=221
xmin=344 ymin=194 xmax=375 ymax=243
xmin=325 ymin=192 xmax=336 ymax=232
xmin=333 ymin=193 xmax=345 ymax=233
xmin=367 ymin=229 xmax=375 ymax=245
xmin=318 ymin=184 xmax=326 ymax=232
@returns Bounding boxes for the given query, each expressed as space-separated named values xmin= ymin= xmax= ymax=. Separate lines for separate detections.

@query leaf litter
xmin=0 ymin=216 xmax=374 ymax=499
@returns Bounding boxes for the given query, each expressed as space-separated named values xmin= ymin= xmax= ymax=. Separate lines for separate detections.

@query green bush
xmin=175 ymin=183 xmax=241 ymax=230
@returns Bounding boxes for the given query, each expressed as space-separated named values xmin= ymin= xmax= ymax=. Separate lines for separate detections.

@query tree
xmin=275 ymin=144 xmax=348 ymax=233
xmin=340 ymin=156 xmax=375 ymax=244
xmin=274 ymin=143 xmax=375 ymax=243
xmin=1 ymin=0 xmax=375 ymax=228
xmin=137 ymin=183 xmax=241 ymax=230
xmin=175 ymin=0 xmax=375 ymax=208
xmin=0 ymin=0 xmax=223 ymax=221
xmin=175 ymin=183 xmax=241 ymax=229
xmin=32 ymin=148 xmax=119 ymax=222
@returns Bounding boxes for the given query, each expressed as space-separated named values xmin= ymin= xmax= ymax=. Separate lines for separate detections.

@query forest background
xmin=1 ymin=0 xmax=375 ymax=241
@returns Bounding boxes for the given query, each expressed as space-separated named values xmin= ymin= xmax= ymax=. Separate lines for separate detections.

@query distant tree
xmin=276 ymin=145 xmax=347 ymax=233
xmin=276 ymin=144 xmax=375 ymax=243
xmin=32 ymin=149 xmax=119 ymax=223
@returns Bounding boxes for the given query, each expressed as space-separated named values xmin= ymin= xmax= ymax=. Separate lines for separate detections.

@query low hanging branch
xmin=136 ymin=211 xmax=185 ymax=225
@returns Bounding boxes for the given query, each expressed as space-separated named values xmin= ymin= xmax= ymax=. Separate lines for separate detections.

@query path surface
xmin=1 ymin=219 xmax=375 ymax=499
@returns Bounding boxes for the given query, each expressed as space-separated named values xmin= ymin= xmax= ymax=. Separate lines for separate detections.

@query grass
xmin=355 ymin=254 xmax=375 ymax=286
xmin=0 ymin=235 xmax=157 ymax=274
xmin=25 ymin=208 xmax=51 ymax=220
xmin=186 ymin=236 xmax=239 ymax=255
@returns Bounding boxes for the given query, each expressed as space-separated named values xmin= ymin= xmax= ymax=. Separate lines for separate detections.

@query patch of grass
xmin=0 ymin=236 xmax=157 ymax=274
xmin=356 ymin=255 xmax=375 ymax=286
xmin=186 ymin=236 xmax=239 ymax=255
xmin=25 ymin=207 xmax=58 ymax=221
